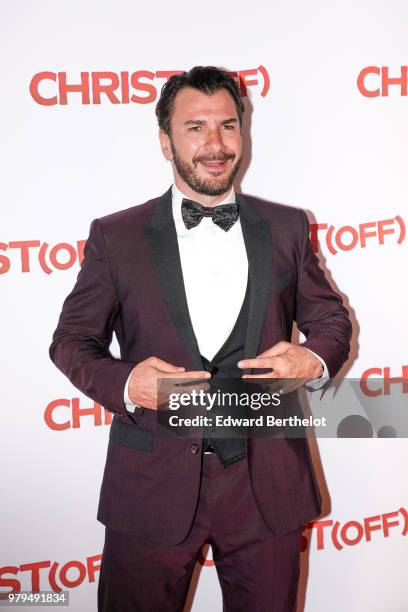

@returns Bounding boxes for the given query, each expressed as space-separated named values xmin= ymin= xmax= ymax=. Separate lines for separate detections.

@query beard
xmin=170 ymin=139 xmax=242 ymax=197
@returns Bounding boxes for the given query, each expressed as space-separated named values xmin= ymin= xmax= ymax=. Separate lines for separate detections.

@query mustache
xmin=193 ymin=152 xmax=236 ymax=164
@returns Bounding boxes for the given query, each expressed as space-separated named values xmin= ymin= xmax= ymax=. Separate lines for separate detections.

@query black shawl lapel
xmin=143 ymin=187 xmax=203 ymax=370
xmin=142 ymin=188 xmax=273 ymax=375
xmin=237 ymin=193 xmax=273 ymax=375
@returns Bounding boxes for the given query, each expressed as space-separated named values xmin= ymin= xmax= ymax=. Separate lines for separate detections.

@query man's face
xmin=160 ymin=87 xmax=243 ymax=197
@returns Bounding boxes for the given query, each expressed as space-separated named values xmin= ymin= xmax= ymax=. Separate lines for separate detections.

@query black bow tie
xmin=181 ymin=198 xmax=239 ymax=232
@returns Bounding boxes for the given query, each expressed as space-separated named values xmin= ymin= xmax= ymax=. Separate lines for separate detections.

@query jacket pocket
xmin=109 ymin=415 xmax=154 ymax=452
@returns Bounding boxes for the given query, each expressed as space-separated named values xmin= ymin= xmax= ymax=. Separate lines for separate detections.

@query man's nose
xmin=204 ymin=128 xmax=226 ymax=152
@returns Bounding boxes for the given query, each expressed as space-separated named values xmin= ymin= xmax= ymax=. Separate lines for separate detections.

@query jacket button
xmin=190 ymin=443 xmax=200 ymax=455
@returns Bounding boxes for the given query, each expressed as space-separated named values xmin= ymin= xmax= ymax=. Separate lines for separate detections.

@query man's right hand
xmin=127 ymin=356 xmax=211 ymax=410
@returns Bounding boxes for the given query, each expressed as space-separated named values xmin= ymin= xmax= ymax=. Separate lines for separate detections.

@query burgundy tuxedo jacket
xmin=49 ymin=186 xmax=352 ymax=545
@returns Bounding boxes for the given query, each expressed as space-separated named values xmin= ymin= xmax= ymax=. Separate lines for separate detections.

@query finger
xmin=237 ymin=358 xmax=273 ymax=369
xmin=257 ymin=341 xmax=290 ymax=358
xmin=153 ymin=358 xmax=186 ymax=373
xmin=177 ymin=370 xmax=211 ymax=380
xmin=172 ymin=379 xmax=211 ymax=389
xmin=242 ymin=371 xmax=276 ymax=379
xmin=243 ymin=368 xmax=287 ymax=379
xmin=159 ymin=379 xmax=210 ymax=395
xmin=159 ymin=370 xmax=211 ymax=380
xmin=168 ymin=381 xmax=211 ymax=396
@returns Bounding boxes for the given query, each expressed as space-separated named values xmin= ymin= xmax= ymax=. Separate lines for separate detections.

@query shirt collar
xmin=171 ymin=183 xmax=236 ymax=224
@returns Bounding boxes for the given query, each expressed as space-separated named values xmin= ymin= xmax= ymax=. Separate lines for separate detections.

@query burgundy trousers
xmin=98 ymin=452 xmax=302 ymax=612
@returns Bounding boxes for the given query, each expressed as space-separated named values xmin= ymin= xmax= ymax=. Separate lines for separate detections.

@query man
xmin=49 ymin=66 xmax=351 ymax=611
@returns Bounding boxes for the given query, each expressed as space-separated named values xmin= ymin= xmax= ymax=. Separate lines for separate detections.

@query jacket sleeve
xmin=49 ymin=218 xmax=136 ymax=416
xmin=296 ymin=210 xmax=352 ymax=378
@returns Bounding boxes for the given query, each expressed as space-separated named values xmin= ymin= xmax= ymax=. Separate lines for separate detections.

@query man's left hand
xmin=237 ymin=341 xmax=323 ymax=380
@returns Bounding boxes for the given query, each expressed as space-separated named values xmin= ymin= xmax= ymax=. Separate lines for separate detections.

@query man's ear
xmin=159 ymin=129 xmax=173 ymax=161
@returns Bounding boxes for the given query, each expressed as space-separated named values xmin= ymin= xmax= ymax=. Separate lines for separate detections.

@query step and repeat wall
xmin=1 ymin=1 xmax=407 ymax=610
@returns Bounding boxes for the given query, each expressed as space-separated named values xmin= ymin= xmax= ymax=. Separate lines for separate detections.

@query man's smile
xmin=199 ymin=159 xmax=229 ymax=172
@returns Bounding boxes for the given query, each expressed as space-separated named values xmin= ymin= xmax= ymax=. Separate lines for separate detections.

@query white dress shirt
xmin=124 ymin=184 xmax=328 ymax=411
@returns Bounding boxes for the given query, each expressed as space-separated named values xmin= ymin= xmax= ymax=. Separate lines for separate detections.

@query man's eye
xmin=222 ymin=124 xmax=235 ymax=130
xmin=188 ymin=126 xmax=201 ymax=132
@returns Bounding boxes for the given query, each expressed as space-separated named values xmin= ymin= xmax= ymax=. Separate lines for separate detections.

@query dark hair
xmin=155 ymin=66 xmax=245 ymax=135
